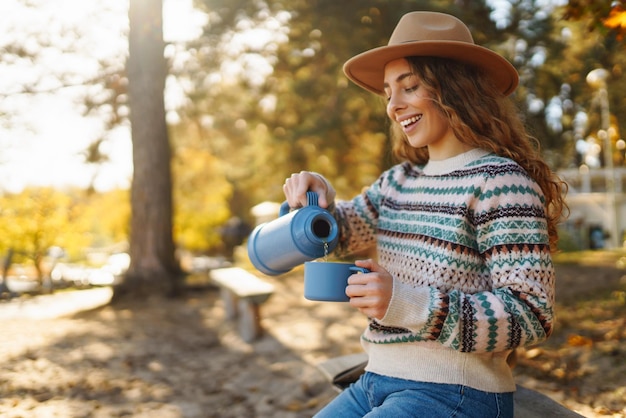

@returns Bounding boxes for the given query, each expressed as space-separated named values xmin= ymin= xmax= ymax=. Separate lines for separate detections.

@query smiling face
xmin=383 ymin=58 xmax=468 ymax=161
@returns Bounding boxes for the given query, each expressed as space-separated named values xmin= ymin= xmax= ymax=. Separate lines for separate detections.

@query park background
xmin=0 ymin=0 xmax=625 ymax=417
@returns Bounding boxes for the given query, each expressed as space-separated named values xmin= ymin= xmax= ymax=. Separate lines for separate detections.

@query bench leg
xmin=220 ymin=288 xmax=238 ymax=320
xmin=238 ymin=299 xmax=263 ymax=343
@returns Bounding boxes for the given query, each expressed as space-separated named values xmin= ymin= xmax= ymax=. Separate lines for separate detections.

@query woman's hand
xmin=346 ymin=259 xmax=393 ymax=320
xmin=283 ymin=171 xmax=336 ymax=209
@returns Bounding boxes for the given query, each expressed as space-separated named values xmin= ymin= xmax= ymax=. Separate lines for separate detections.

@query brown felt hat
xmin=343 ymin=11 xmax=519 ymax=96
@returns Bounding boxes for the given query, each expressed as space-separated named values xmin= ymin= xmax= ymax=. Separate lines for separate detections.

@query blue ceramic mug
xmin=304 ymin=261 xmax=369 ymax=302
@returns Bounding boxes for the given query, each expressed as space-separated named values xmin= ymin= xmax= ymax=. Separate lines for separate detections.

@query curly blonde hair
xmin=390 ymin=57 xmax=567 ymax=251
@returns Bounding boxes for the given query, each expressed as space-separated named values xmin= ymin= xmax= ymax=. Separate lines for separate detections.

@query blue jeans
xmin=314 ymin=372 xmax=514 ymax=418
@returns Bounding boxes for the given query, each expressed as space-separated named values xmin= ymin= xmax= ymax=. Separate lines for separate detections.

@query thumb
xmin=354 ymin=259 xmax=378 ymax=272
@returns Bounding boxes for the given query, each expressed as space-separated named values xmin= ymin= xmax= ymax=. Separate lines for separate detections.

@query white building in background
xmin=558 ymin=166 xmax=626 ymax=249
xmin=250 ymin=201 xmax=282 ymax=226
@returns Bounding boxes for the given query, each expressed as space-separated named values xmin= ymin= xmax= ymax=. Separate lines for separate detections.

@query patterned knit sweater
xmin=332 ymin=148 xmax=555 ymax=393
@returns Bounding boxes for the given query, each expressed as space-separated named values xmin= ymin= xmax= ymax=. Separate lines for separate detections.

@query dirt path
xmin=0 ymin=263 xmax=623 ymax=417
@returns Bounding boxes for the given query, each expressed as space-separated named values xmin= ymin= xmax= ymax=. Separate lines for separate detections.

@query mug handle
xmin=279 ymin=191 xmax=319 ymax=216
xmin=349 ymin=266 xmax=370 ymax=274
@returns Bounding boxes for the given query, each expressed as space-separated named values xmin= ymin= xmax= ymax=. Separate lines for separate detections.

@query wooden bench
xmin=210 ymin=267 xmax=275 ymax=343
xmin=317 ymin=353 xmax=584 ymax=418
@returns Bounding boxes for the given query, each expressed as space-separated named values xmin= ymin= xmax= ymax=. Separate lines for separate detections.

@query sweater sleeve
xmin=377 ymin=254 xmax=554 ymax=353
xmin=332 ymin=170 xmax=387 ymax=257
xmin=373 ymin=167 xmax=555 ymax=353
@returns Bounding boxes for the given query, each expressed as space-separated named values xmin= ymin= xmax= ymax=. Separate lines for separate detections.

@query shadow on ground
xmin=0 ymin=261 xmax=623 ymax=417
xmin=0 ymin=279 xmax=345 ymax=418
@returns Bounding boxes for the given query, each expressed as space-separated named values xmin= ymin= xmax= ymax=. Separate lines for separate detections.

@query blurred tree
xmin=117 ymin=0 xmax=183 ymax=300
xmin=563 ymin=0 xmax=626 ymax=39
xmin=0 ymin=1 xmax=235 ymax=263
xmin=170 ymin=124 xmax=232 ymax=251
xmin=557 ymin=0 xmax=626 ymax=167
xmin=82 ymin=189 xmax=131 ymax=248
xmin=0 ymin=188 xmax=90 ymax=291
xmin=171 ymin=0 xmax=288 ymax=219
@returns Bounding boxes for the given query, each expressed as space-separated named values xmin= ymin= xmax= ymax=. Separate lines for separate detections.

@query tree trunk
xmin=116 ymin=0 xmax=182 ymax=300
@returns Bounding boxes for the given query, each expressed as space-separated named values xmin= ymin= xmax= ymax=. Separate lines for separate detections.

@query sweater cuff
xmin=380 ymin=279 xmax=432 ymax=332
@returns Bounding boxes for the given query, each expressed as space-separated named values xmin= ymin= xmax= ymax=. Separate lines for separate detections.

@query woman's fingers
xmin=283 ymin=171 xmax=334 ymax=209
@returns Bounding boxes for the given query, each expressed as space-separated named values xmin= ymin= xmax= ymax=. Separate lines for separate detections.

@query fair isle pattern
xmin=334 ymin=152 xmax=555 ymax=354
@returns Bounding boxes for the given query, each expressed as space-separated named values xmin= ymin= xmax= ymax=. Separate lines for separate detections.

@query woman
xmin=283 ymin=11 xmax=567 ymax=417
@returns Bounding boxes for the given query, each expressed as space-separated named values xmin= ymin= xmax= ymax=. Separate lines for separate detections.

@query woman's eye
xmin=385 ymin=83 xmax=418 ymax=101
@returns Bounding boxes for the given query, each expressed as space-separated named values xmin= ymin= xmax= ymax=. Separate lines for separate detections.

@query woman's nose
xmin=387 ymin=94 xmax=406 ymax=117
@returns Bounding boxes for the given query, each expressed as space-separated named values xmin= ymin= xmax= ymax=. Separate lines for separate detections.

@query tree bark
xmin=116 ymin=0 xmax=181 ymax=300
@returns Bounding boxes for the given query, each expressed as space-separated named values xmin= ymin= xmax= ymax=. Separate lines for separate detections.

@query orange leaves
xmin=603 ymin=4 xmax=626 ymax=39
xmin=567 ymin=333 xmax=594 ymax=347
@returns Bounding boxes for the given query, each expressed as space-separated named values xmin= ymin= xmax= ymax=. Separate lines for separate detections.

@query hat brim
xmin=343 ymin=40 xmax=519 ymax=96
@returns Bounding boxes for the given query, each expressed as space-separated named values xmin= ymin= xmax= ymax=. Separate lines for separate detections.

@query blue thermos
xmin=247 ymin=191 xmax=339 ymax=275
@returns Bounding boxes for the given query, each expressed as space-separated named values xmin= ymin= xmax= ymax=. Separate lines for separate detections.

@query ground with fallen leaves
xmin=0 ymin=252 xmax=624 ymax=417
